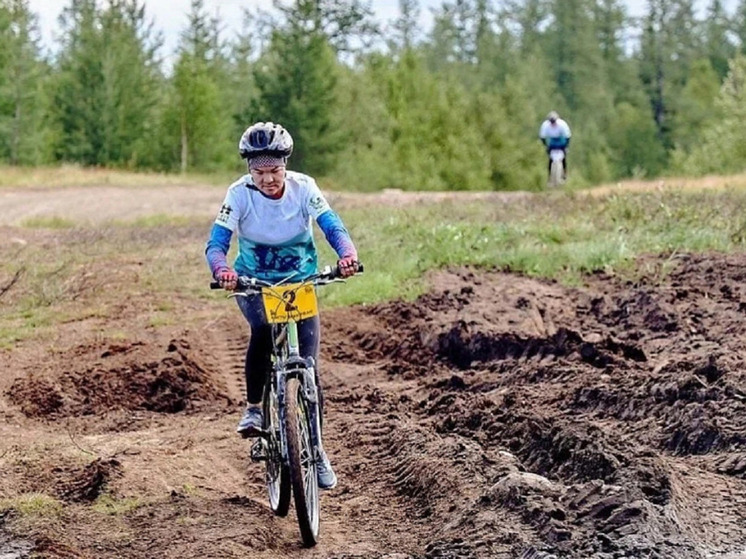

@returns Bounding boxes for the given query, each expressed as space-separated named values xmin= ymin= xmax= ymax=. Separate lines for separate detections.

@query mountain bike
xmin=211 ymin=263 xmax=363 ymax=547
xmin=548 ymin=148 xmax=565 ymax=189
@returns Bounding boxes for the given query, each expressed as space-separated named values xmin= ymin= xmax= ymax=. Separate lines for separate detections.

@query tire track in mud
xmin=197 ymin=316 xmax=249 ymax=406
xmin=318 ymin=372 xmax=429 ymax=556
xmin=320 ymin=370 xmax=546 ymax=558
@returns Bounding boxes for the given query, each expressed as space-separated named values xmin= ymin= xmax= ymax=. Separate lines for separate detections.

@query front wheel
xmin=285 ymin=377 xmax=320 ymax=547
xmin=549 ymin=158 xmax=563 ymax=188
xmin=264 ymin=383 xmax=290 ymax=517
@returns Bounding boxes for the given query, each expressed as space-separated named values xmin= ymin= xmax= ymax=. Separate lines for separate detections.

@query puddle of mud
xmin=0 ymin=536 xmax=32 ymax=559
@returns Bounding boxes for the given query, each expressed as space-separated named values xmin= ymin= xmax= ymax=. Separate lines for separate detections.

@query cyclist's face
xmin=250 ymin=165 xmax=286 ymax=199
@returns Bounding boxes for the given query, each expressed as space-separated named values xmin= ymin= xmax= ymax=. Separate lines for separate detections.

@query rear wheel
xmin=285 ymin=377 xmax=320 ymax=547
xmin=264 ymin=382 xmax=290 ymax=517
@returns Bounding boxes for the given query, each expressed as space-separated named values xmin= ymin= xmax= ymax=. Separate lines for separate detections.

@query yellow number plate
xmin=262 ymin=283 xmax=319 ymax=323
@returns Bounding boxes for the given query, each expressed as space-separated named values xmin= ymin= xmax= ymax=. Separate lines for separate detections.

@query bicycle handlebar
xmin=209 ymin=262 xmax=365 ymax=291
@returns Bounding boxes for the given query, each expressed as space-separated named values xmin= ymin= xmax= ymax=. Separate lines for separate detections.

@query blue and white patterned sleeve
xmin=304 ymin=178 xmax=357 ymax=259
xmin=317 ymin=210 xmax=357 ymax=259
xmin=205 ymin=190 xmax=239 ymax=278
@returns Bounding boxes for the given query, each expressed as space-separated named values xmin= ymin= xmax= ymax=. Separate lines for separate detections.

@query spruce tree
xmin=0 ymin=0 xmax=49 ymax=164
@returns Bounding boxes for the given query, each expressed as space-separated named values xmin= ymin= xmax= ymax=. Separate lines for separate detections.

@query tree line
xmin=2 ymin=0 xmax=746 ymax=190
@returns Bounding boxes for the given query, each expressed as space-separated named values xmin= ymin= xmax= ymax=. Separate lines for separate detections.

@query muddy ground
xmin=1 ymin=186 xmax=745 ymax=558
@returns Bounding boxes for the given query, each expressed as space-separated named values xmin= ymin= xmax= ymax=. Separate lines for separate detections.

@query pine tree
xmin=98 ymin=0 xmax=162 ymax=166
xmin=639 ymin=0 xmax=700 ymax=149
xmin=228 ymin=8 xmax=259 ymax=150
xmin=545 ymin=0 xmax=610 ymax=113
xmin=252 ymin=0 xmax=377 ymax=175
xmin=254 ymin=27 xmax=340 ymax=175
xmin=0 ymin=0 xmax=49 ymax=164
xmin=165 ymin=0 xmax=232 ymax=172
xmin=673 ymin=55 xmax=746 ymax=174
xmin=703 ymin=0 xmax=736 ymax=80
xmin=51 ymin=0 xmax=104 ymax=164
xmin=50 ymin=0 xmax=161 ymax=166
xmin=388 ymin=0 xmax=421 ymax=52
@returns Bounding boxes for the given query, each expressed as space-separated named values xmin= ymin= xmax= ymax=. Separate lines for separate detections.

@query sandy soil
xmin=0 ymin=183 xmax=745 ymax=558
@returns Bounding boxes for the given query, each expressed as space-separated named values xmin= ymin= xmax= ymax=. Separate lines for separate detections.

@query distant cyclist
xmin=538 ymin=111 xmax=572 ymax=182
xmin=205 ymin=121 xmax=359 ymax=489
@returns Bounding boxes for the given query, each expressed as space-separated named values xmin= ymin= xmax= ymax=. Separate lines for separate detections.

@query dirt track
xmin=1 ymin=185 xmax=746 ymax=558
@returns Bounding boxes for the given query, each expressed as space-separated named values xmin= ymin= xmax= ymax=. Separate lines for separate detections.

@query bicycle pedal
xmin=239 ymin=427 xmax=268 ymax=440
xmin=250 ymin=440 xmax=267 ymax=462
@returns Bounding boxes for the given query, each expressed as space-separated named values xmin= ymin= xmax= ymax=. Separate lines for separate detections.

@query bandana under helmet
xmin=249 ymin=154 xmax=287 ymax=169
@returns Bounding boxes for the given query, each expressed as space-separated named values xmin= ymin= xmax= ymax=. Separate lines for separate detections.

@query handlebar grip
xmin=331 ymin=261 xmax=365 ymax=278
xmin=210 ymin=277 xmax=258 ymax=290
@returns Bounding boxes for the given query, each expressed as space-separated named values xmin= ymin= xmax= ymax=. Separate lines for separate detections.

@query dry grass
xmin=0 ymin=164 xmax=234 ymax=189
xmin=586 ymin=173 xmax=746 ymax=196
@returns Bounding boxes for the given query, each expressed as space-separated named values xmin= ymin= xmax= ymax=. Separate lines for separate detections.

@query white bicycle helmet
xmin=238 ymin=122 xmax=294 ymax=160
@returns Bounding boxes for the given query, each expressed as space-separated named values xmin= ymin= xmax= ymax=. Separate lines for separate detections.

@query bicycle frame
xmin=270 ymin=319 xmax=324 ymax=465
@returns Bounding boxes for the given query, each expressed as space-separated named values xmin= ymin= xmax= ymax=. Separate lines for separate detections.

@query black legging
xmin=235 ymin=294 xmax=323 ymax=413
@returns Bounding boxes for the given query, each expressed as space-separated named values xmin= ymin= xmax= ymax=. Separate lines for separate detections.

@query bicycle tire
xmin=549 ymin=159 xmax=563 ymax=188
xmin=264 ymin=382 xmax=290 ymax=517
xmin=285 ymin=377 xmax=320 ymax=547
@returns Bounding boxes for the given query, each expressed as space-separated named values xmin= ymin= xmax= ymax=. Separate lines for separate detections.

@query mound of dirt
xmin=6 ymin=337 xmax=235 ymax=419
xmin=56 ymin=457 xmax=122 ymax=503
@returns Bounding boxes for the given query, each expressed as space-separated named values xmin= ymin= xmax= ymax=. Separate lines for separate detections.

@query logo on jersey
xmin=309 ymin=196 xmax=327 ymax=213
xmin=217 ymin=204 xmax=233 ymax=224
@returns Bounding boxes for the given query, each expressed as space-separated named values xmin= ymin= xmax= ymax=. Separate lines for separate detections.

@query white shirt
xmin=539 ymin=118 xmax=572 ymax=149
xmin=214 ymin=171 xmax=331 ymax=281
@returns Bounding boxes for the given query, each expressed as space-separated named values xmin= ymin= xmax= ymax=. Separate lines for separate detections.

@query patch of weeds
xmin=20 ymin=216 xmax=76 ymax=229
xmin=124 ymin=214 xmax=195 ymax=228
xmin=92 ymin=494 xmax=142 ymax=516
xmin=0 ymin=324 xmax=32 ymax=349
xmin=156 ymin=301 xmax=174 ymax=312
xmin=0 ymin=493 xmax=63 ymax=518
xmin=148 ymin=313 xmax=175 ymax=328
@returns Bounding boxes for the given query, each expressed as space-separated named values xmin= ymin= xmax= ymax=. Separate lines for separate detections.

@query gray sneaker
xmin=237 ymin=405 xmax=263 ymax=438
xmin=316 ymin=450 xmax=337 ymax=490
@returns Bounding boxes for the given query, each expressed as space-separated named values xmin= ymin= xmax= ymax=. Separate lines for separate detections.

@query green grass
xmin=20 ymin=216 xmax=77 ymax=229
xmin=92 ymin=494 xmax=143 ymax=516
xmin=0 ymin=493 xmax=63 ymax=517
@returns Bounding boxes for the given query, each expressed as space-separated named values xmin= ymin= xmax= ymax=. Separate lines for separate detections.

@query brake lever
xmin=228 ymin=292 xmax=250 ymax=299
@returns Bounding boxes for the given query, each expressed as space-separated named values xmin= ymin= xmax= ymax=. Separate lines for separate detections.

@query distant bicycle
xmin=539 ymin=110 xmax=571 ymax=189
xmin=211 ymin=264 xmax=363 ymax=547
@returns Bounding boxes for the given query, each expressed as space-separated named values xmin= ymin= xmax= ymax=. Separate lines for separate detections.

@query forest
xmin=2 ymin=0 xmax=746 ymax=191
